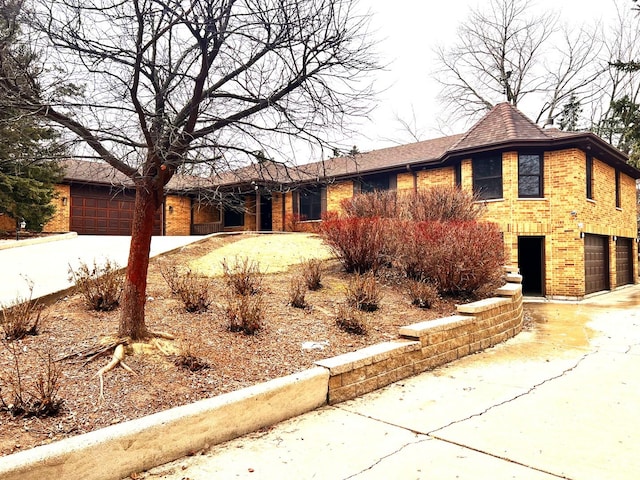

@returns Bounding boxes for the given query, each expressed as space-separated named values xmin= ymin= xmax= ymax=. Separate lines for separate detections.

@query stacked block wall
xmin=317 ymin=272 xmax=524 ymax=404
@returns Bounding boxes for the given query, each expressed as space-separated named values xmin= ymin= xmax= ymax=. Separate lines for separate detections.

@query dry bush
xmin=174 ymin=341 xmax=210 ymax=372
xmin=288 ymin=276 xmax=308 ymax=309
xmin=402 ymin=186 xmax=484 ymax=222
xmin=177 ymin=271 xmax=212 ymax=313
xmin=222 ymin=293 xmax=264 ymax=335
xmin=68 ymin=258 xmax=124 ymax=311
xmin=407 ymin=279 xmax=439 ymax=308
xmin=1 ymin=284 xmax=45 ymax=340
xmin=158 ymin=259 xmax=186 ymax=294
xmin=302 ymin=258 xmax=323 ymax=290
xmin=345 ymin=272 xmax=382 ymax=312
xmin=0 ymin=342 xmax=63 ymax=418
xmin=335 ymin=304 xmax=367 ymax=335
xmin=221 ymin=256 xmax=262 ymax=296
xmin=341 ymin=190 xmax=398 ymax=218
xmin=319 ymin=214 xmax=389 ymax=274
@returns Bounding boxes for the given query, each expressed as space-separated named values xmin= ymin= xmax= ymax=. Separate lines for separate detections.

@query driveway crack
xmin=427 ymin=349 xmax=597 ymax=437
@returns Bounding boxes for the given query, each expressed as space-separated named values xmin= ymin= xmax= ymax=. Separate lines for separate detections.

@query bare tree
xmin=0 ymin=0 xmax=379 ymax=340
xmin=434 ymin=0 xmax=603 ymax=128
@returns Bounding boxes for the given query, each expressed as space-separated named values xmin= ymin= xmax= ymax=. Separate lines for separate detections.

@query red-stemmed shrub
xmin=319 ymin=213 xmax=389 ymax=273
xmin=393 ymin=220 xmax=504 ymax=296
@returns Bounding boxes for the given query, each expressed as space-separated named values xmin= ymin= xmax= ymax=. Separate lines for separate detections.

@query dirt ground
xmin=0 ymin=233 xmax=461 ymax=456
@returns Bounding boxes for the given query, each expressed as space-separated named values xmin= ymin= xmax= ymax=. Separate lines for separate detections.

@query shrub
xmin=222 ymin=293 xmax=264 ymax=335
xmin=285 ymin=213 xmax=306 ymax=232
xmin=176 ymin=271 xmax=212 ymax=313
xmin=302 ymin=258 xmax=323 ymax=290
xmin=407 ymin=279 xmax=439 ymax=308
xmin=1 ymin=284 xmax=45 ymax=340
xmin=341 ymin=190 xmax=398 ymax=218
xmin=345 ymin=272 xmax=382 ymax=312
xmin=68 ymin=258 xmax=124 ymax=311
xmin=158 ymin=259 xmax=185 ymax=295
xmin=335 ymin=304 xmax=367 ymax=335
xmin=0 ymin=342 xmax=63 ymax=418
xmin=395 ymin=221 xmax=504 ymax=296
xmin=174 ymin=341 xmax=210 ymax=372
xmin=288 ymin=276 xmax=308 ymax=309
xmin=319 ymin=214 xmax=389 ymax=273
xmin=221 ymin=256 xmax=262 ymax=296
xmin=402 ymin=186 xmax=483 ymax=222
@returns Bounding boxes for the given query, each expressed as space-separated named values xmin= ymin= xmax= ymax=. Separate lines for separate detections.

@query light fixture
xmin=613 ymin=235 xmax=617 ymax=242
xmin=168 ymin=205 xmax=174 ymax=213
xmin=62 ymin=196 xmax=68 ymax=206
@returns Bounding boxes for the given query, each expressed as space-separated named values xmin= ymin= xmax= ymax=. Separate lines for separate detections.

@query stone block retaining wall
xmin=316 ymin=268 xmax=524 ymax=404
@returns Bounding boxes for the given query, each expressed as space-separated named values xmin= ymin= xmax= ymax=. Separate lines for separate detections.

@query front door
xmin=259 ymin=195 xmax=272 ymax=231
xmin=518 ymin=236 xmax=545 ymax=296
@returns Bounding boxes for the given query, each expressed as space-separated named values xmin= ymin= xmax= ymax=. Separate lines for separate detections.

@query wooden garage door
xmin=584 ymin=234 xmax=609 ymax=295
xmin=70 ymin=185 xmax=162 ymax=235
xmin=616 ymin=237 xmax=633 ymax=286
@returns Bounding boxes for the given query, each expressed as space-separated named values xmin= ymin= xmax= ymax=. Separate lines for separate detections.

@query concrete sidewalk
xmin=0 ymin=234 xmax=205 ymax=305
xmin=140 ymin=287 xmax=640 ymax=480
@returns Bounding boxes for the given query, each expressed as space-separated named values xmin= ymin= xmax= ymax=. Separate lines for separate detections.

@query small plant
xmin=221 ymin=256 xmax=262 ymax=296
xmin=68 ymin=258 xmax=124 ymax=311
xmin=158 ymin=259 xmax=185 ymax=294
xmin=407 ymin=279 xmax=439 ymax=308
xmin=176 ymin=271 xmax=211 ymax=313
xmin=0 ymin=342 xmax=63 ymax=418
xmin=288 ymin=276 xmax=308 ymax=309
xmin=1 ymin=283 xmax=45 ymax=340
xmin=335 ymin=304 xmax=367 ymax=335
xmin=345 ymin=272 xmax=382 ymax=312
xmin=174 ymin=341 xmax=210 ymax=372
xmin=222 ymin=293 xmax=264 ymax=335
xmin=302 ymin=258 xmax=323 ymax=290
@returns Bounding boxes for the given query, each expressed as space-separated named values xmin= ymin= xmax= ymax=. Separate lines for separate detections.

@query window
xmin=454 ymin=162 xmax=462 ymax=187
xmin=223 ymin=196 xmax=245 ymax=227
xmin=518 ymin=153 xmax=543 ymax=198
xmin=586 ymin=155 xmax=593 ymax=200
xmin=359 ymin=173 xmax=394 ymax=193
xmin=472 ymin=154 xmax=503 ymax=200
xmin=298 ymin=186 xmax=323 ymax=221
xmin=615 ymin=170 xmax=621 ymax=208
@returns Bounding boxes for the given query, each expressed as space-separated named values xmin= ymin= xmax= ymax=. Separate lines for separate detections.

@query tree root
xmin=97 ymin=343 xmax=136 ymax=402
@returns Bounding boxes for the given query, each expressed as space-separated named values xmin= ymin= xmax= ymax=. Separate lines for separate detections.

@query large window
xmin=223 ymin=196 xmax=245 ymax=227
xmin=298 ymin=186 xmax=323 ymax=221
xmin=360 ymin=173 xmax=394 ymax=193
xmin=472 ymin=155 xmax=503 ymax=200
xmin=518 ymin=153 xmax=543 ymax=198
xmin=586 ymin=155 xmax=593 ymax=200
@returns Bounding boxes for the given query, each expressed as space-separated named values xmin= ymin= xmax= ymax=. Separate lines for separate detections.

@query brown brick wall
xmin=165 ymin=195 xmax=191 ymax=236
xmin=327 ymin=181 xmax=354 ymax=214
xmin=192 ymin=202 xmax=220 ymax=224
xmin=43 ymin=184 xmax=71 ymax=233
xmin=0 ymin=213 xmax=15 ymax=231
xmin=272 ymin=193 xmax=285 ymax=231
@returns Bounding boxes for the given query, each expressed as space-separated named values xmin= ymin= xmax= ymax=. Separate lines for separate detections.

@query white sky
xmin=342 ymin=0 xmax=627 ymax=153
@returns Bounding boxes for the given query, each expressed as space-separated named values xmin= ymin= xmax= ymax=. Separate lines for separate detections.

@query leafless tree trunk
xmin=0 ymin=0 xmax=379 ymax=340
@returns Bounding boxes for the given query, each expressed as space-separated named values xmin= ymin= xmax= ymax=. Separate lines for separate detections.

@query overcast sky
xmin=342 ymin=0 xmax=627 ymax=153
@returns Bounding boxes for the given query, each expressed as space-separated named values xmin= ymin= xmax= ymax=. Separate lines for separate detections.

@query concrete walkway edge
xmin=0 ymin=367 xmax=330 ymax=480
xmin=0 ymin=232 xmax=78 ymax=251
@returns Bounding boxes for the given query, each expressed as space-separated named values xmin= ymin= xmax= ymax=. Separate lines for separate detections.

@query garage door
xmin=616 ymin=237 xmax=633 ymax=286
xmin=70 ymin=185 xmax=162 ymax=235
xmin=584 ymin=234 xmax=609 ymax=295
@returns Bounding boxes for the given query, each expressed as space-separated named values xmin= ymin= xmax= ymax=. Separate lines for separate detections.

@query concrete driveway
xmin=0 ymin=234 xmax=204 ymax=306
xmin=141 ymin=286 xmax=640 ymax=480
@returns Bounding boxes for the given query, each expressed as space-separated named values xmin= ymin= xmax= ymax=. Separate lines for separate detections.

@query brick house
xmin=39 ymin=102 xmax=639 ymax=299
